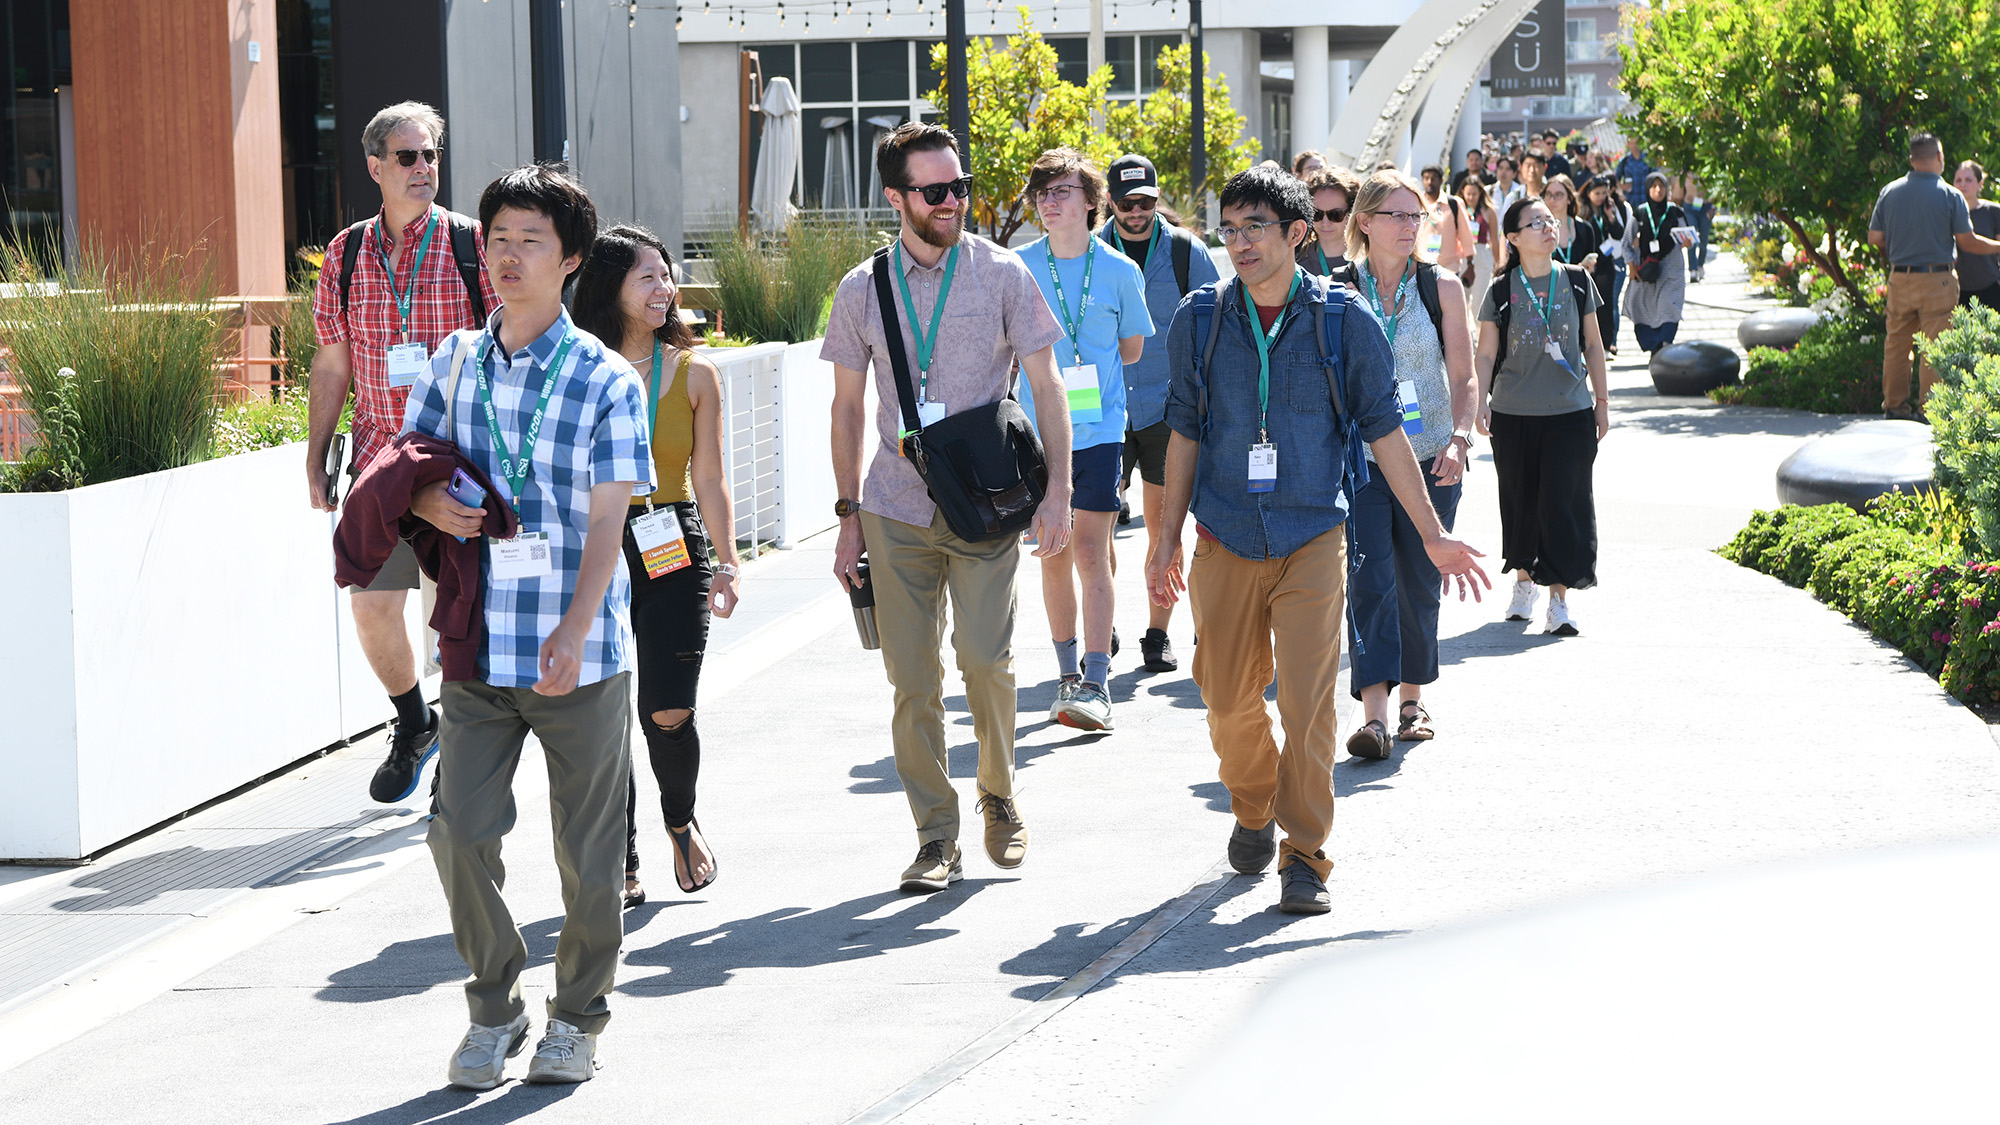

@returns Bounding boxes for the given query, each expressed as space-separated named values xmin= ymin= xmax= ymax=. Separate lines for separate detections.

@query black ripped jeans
xmin=620 ymin=502 xmax=713 ymax=872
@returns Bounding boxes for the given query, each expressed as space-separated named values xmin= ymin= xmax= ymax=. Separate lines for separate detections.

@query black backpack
xmin=1098 ymin=220 xmax=1195 ymax=297
xmin=338 ymin=210 xmax=488 ymax=324
xmin=1490 ymin=263 xmax=1596 ymax=368
xmin=1328 ymin=260 xmax=1446 ymax=344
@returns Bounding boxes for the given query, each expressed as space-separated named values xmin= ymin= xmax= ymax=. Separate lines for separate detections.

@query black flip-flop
xmin=667 ymin=819 xmax=718 ymax=894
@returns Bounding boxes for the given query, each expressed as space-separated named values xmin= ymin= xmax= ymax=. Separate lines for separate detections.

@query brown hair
xmin=1541 ymin=173 xmax=1581 ymax=217
xmin=1306 ymin=167 xmax=1361 ymax=205
xmin=876 ymin=120 xmax=959 ymax=193
xmin=1345 ymin=169 xmax=1432 ymax=263
xmin=1292 ymin=150 xmax=1327 ymax=177
xmin=1959 ymin=159 xmax=1987 ymax=183
xmin=1026 ymin=147 xmax=1109 ymax=229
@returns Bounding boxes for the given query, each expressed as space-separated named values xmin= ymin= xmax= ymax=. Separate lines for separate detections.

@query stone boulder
xmin=1650 ymin=340 xmax=1742 ymax=396
xmin=1775 ymin=419 xmax=1935 ymax=510
xmin=1738 ymin=307 xmax=1824 ymax=351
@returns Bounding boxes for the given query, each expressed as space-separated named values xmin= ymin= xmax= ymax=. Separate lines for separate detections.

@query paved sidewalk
xmin=2 ymin=255 xmax=1994 ymax=1123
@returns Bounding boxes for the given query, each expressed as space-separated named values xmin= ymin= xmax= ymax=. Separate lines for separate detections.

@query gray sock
xmin=1054 ymin=637 xmax=1080 ymax=679
xmin=1083 ymin=651 xmax=1111 ymax=687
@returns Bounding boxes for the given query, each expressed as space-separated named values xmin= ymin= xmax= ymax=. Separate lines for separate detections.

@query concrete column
xmin=1293 ymin=25 xmax=1329 ymax=160
xmin=1328 ymin=58 xmax=1351 ymax=128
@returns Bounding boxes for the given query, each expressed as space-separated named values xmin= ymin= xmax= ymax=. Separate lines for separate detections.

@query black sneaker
xmin=1140 ymin=628 xmax=1177 ymax=672
xmin=1278 ymin=859 xmax=1331 ymax=915
xmin=1117 ymin=497 xmax=1132 ymax=525
xmin=1110 ymin=627 xmax=1121 ymax=658
xmin=370 ymin=706 xmax=440 ymax=804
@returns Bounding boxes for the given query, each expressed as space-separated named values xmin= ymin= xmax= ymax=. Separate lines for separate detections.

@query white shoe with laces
xmin=1545 ymin=596 xmax=1579 ymax=636
xmin=1505 ymin=579 xmax=1540 ymax=622
xmin=523 ymin=1019 xmax=600 ymax=1084
xmin=445 ymin=1012 xmax=530 ymax=1089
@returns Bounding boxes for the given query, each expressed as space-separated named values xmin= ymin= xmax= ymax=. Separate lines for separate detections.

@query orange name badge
xmin=629 ymin=509 xmax=692 ymax=579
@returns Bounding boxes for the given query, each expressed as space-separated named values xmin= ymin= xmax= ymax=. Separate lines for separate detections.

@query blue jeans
xmin=1599 ymin=268 xmax=1625 ymax=350
xmin=1686 ymin=205 xmax=1714 ymax=276
xmin=1345 ymin=469 xmax=1463 ymax=698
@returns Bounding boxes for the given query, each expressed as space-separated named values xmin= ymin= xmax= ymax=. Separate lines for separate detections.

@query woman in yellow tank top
xmin=572 ymin=225 xmax=739 ymax=906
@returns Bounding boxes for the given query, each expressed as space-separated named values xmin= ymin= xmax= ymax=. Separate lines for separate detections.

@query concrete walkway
xmin=2 ymin=255 xmax=1994 ymax=1124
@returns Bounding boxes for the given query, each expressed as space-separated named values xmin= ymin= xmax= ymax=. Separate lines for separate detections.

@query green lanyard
xmin=1315 ymin=243 xmax=1330 ymax=276
xmin=1043 ymin=236 xmax=1097 ymax=367
xmin=377 ymin=208 xmax=437 ymax=341
xmin=477 ymin=331 xmax=575 ymax=514
xmin=1242 ymin=269 xmax=1303 ymax=442
xmin=1523 ymin=270 xmax=1558 ymax=333
xmin=892 ymin=240 xmax=960 ymax=398
xmin=645 ymin=339 xmax=664 ymax=432
xmin=1358 ymin=257 xmax=1414 ymax=344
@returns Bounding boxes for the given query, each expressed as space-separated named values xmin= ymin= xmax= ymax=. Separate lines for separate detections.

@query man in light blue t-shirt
xmin=1017 ymin=148 xmax=1154 ymax=732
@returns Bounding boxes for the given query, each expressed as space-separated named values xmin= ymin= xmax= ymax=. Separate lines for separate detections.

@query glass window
xmin=2 ymin=0 xmax=70 ymax=259
xmin=857 ymin=40 xmax=910 ymax=101
xmin=1050 ymin=37 xmax=1087 ymax=87
xmin=917 ymin=39 xmax=944 ymax=99
xmin=760 ymin=43 xmax=797 ymax=93
xmin=1262 ymin=92 xmax=1291 ymax=170
xmin=805 ymin=109 xmax=857 ymax=208
xmin=1567 ymin=73 xmax=1595 ymax=100
xmin=277 ymin=0 xmax=338 ymax=255
xmin=1105 ymin=35 xmax=1135 ymax=95
xmin=1140 ymin=34 xmax=1180 ymax=94
xmin=1565 ymin=18 xmax=1595 ymax=42
xmin=801 ymin=42 xmax=853 ymax=103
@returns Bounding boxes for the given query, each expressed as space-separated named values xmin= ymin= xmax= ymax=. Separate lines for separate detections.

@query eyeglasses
xmin=1314 ymin=207 xmax=1348 ymax=223
xmin=1113 ymin=195 xmax=1157 ymax=213
xmin=896 ymin=176 xmax=973 ymax=206
xmin=1518 ymin=217 xmax=1561 ymax=232
xmin=1032 ymin=184 xmax=1083 ymax=205
xmin=391 ymin=148 xmax=442 ymax=168
xmin=1216 ymin=219 xmax=1294 ymax=245
xmin=1370 ymin=209 xmax=1425 ymax=227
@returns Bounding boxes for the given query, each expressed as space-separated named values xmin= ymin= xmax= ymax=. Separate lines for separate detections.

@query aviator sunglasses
xmin=896 ymin=176 xmax=973 ymax=206
xmin=391 ymin=148 xmax=442 ymax=167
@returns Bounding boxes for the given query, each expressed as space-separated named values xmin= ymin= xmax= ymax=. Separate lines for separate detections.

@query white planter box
xmin=0 ymin=443 xmax=432 ymax=860
xmin=777 ymin=339 xmax=841 ymax=548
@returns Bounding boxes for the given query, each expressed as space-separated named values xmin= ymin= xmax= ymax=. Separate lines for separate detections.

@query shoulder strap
xmin=1493 ymin=269 xmax=1513 ymax=369
xmin=444 ymin=332 xmax=472 ymax=439
xmin=870 ymin=247 xmax=925 ymax=439
xmin=1414 ymin=263 xmax=1444 ymax=340
xmin=1308 ymin=278 xmax=1350 ymax=429
xmin=1172 ymin=231 xmax=1192 ymax=297
xmin=444 ymin=212 xmax=488 ymax=325
xmin=1564 ymin=263 xmax=1593 ymax=313
xmin=1192 ymin=282 xmax=1224 ymax=434
xmin=337 ymin=218 xmax=370 ymax=315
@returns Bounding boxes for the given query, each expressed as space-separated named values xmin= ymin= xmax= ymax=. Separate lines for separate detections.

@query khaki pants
xmin=1883 ymin=269 xmax=1959 ymax=412
xmin=428 ymin=672 xmax=632 ymax=1033
xmin=1188 ymin=529 xmax=1347 ymax=880
xmin=862 ymin=510 xmax=1018 ymax=844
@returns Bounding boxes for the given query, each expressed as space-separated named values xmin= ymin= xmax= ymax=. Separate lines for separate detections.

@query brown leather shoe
xmin=977 ymin=792 xmax=1028 ymax=869
xmin=899 ymin=839 xmax=963 ymax=893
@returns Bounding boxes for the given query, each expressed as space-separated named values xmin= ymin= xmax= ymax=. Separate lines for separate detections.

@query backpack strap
xmin=869 ymin=247 xmax=927 ymax=441
xmin=1492 ymin=267 xmax=1514 ymax=370
xmin=444 ymin=212 xmax=489 ymax=325
xmin=1563 ymin=263 xmax=1594 ymax=319
xmin=1191 ymin=281 xmax=1225 ymax=438
xmin=1413 ymin=262 xmax=1445 ymax=342
xmin=1308 ymin=276 xmax=1370 ymax=493
xmin=337 ymin=218 xmax=370 ymax=316
xmin=444 ymin=332 xmax=473 ymax=440
xmin=1172 ymin=230 xmax=1192 ymax=298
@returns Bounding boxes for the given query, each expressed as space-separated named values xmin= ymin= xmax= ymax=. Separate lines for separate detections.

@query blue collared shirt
xmin=1098 ymin=218 xmax=1222 ymax=432
xmin=1163 ymin=269 xmax=1402 ymax=560
xmin=401 ymin=307 xmax=654 ymax=689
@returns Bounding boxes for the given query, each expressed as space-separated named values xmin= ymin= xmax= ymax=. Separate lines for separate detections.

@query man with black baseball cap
xmin=1096 ymin=153 xmax=1219 ymax=674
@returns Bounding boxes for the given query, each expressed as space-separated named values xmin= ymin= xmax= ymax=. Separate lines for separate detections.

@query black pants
xmin=1960 ymin=284 xmax=2000 ymax=312
xmin=621 ymin=502 xmax=713 ymax=871
xmin=1490 ymin=409 xmax=1599 ymax=590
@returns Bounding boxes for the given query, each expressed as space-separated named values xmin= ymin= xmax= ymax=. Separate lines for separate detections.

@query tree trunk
xmin=1776 ymin=211 xmax=1861 ymax=306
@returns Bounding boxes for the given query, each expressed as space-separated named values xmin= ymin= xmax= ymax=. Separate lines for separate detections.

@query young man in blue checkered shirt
xmin=399 ymin=165 xmax=653 ymax=1088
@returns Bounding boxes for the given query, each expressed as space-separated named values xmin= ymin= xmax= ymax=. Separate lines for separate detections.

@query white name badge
xmin=490 ymin=530 xmax=554 ymax=581
xmin=1648 ymin=239 xmax=1662 ymax=254
xmin=898 ymin=400 xmax=948 ymax=454
xmin=1545 ymin=337 xmax=1570 ymax=366
xmin=385 ymin=342 xmax=429 ymax=389
xmin=1397 ymin=378 xmax=1424 ymax=435
xmin=1248 ymin=443 xmax=1277 ymax=493
xmin=1062 ymin=364 xmax=1103 ymax=423
xmin=629 ymin=508 xmax=691 ymax=579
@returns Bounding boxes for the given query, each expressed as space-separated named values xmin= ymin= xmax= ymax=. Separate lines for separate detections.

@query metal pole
xmin=530 ymin=0 xmax=568 ymax=166
xmin=947 ymin=0 xmax=975 ymax=232
xmin=1189 ymin=0 xmax=1205 ymax=222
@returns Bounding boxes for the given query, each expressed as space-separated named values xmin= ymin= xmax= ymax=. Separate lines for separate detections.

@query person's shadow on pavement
xmin=618 ymin=880 xmax=1000 ymax=994
xmin=316 ymin=915 xmax=566 ymax=1001
xmin=319 ymin=1080 xmax=577 ymax=1125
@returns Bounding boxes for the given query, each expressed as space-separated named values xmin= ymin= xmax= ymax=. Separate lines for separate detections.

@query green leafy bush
xmin=1708 ymin=310 xmax=1884 ymax=413
xmin=1924 ymin=302 xmax=2000 ymax=556
xmin=713 ymin=220 xmax=882 ymax=344
xmin=1942 ymin=562 xmax=2000 ymax=706
xmin=0 ymin=365 xmax=84 ymax=492
xmin=1718 ymin=502 xmax=1867 ymax=586
xmin=212 ymin=388 xmax=311 ymax=458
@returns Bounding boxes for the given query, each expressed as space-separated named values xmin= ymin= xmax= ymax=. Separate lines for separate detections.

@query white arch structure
xmin=1324 ymin=0 xmax=1545 ymax=173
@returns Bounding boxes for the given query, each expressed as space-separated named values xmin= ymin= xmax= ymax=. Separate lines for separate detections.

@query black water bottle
xmin=849 ymin=559 xmax=879 ymax=650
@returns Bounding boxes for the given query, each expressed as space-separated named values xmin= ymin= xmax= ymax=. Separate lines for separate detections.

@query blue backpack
xmin=1189 ymin=273 xmax=1371 ymax=493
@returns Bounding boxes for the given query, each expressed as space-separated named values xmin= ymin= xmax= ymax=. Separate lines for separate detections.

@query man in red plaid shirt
xmin=307 ymin=101 xmax=499 ymax=805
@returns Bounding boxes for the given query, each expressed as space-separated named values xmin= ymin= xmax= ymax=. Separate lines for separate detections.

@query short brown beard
xmin=911 ymin=206 xmax=964 ymax=249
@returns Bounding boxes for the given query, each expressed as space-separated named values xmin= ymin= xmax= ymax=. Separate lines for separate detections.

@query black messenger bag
xmin=870 ymin=246 xmax=1048 ymax=542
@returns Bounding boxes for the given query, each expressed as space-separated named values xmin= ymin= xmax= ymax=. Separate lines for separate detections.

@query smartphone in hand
xmin=443 ymin=469 xmax=487 ymax=542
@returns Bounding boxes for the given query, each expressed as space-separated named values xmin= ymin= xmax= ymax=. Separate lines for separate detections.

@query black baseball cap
xmin=1107 ymin=153 xmax=1160 ymax=200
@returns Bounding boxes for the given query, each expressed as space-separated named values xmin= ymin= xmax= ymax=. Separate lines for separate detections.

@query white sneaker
xmin=1505 ymin=579 xmax=1540 ymax=621
xmin=1048 ymin=676 xmax=1081 ymax=723
xmin=1055 ymin=681 xmax=1114 ymax=731
xmin=1545 ymin=597 xmax=1579 ymax=636
xmin=445 ymin=1012 xmax=530 ymax=1089
xmin=523 ymin=1019 xmax=600 ymax=1084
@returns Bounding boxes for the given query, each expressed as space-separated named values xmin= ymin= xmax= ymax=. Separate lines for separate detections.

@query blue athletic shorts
xmin=1070 ymin=440 xmax=1124 ymax=512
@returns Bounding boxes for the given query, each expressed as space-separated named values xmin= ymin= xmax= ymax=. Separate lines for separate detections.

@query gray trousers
xmin=428 ymin=672 xmax=632 ymax=1033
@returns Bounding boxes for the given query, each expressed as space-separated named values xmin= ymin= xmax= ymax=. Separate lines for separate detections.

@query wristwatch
xmin=1452 ymin=429 xmax=1475 ymax=450
xmin=834 ymin=498 xmax=861 ymax=519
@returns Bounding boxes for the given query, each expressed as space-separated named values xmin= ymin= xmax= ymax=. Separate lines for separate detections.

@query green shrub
xmin=1719 ymin=503 xmax=1868 ymax=587
xmin=0 ymin=365 xmax=84 ymax=492
xmin=1 ymin=240 xmax=227 ymax=486
xmin=713 ymin=220 xmax=883 ymax=344
xmin=1850 ymin=556 xmax=1962 ymax=673
xmin=212 ymin=387 xmax=311 ymax=458
xmin=1924 ymin=302 xmax=2000 ymax=556
xmin=1709 ymin=310 xmax=1884 ymax=413
xmin=1942 ymin=562 xmax=2000 ymax=705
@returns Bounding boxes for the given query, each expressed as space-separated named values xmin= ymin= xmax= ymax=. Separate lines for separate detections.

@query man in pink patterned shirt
xmin=307 ymin=101 xmax=498 ymax=805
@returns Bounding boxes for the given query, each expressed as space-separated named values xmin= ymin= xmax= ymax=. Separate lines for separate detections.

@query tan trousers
xmin=428 ymin=672 xmax=631 ymax=1034
xmin=1188 ymin=529 xmax=1347 ymax=880
xmin=1882 ymin=268 xmax=1959 ymax=412
xmin=862 ymin=509 xmax=1018 ymax=844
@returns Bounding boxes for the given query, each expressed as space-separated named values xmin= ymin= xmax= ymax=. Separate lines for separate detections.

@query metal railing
xmin=703 ymin=341 xmax=787 ymax=558
xmin=1566 ymin=40 xmax=1615 ymax=61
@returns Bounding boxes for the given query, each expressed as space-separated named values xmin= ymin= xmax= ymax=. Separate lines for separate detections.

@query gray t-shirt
xmin=1870 ymin=172 xmax=1972 ymax=267
xmin=1959 ymin=200 xmax=2000 ymax=292
xmin=1480 ymin=268 xmax=1600 ymax=417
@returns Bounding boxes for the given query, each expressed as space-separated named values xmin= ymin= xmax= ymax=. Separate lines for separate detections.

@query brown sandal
xmin=1345 ymin=720 xmax=1392 ymax=761
xmin=1397 ymin=701 xmax=1435 ymax=742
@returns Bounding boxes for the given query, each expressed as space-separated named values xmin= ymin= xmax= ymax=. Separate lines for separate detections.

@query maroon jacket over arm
xmin=332 ymin=432 xmax=517 ymax=682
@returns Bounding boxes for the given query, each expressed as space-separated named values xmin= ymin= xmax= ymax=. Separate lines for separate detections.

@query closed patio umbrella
xmin=821 ymin=115 xmax=855 ymax=210
xmin=750 ymin=76 xmax=801 ymax=233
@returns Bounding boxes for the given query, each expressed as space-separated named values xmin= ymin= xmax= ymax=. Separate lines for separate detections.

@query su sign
xmin=1490 ymin=0 xmax=1567 ymax=96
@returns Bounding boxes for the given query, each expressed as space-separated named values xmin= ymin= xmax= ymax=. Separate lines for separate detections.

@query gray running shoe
xmin=1055 ymin=681 xmax=1114 ymax=730
xmin=445 ymin=1013 xmax=530 ymax=1090
xmin=1048 ymin=676 xmax=1081 ymax=723
xmin=523 ymin=1019 xmax=600 ymax=1084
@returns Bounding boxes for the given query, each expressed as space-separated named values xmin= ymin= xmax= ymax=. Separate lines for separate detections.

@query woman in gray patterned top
xmin=1335 ymin=170 xmax=1479 ymax=759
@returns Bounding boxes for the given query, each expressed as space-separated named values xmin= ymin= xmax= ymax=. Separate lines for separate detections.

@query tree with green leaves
xmin=1103 ymin=45 xmax=1258 ymax=221
xmin=1619 ymin=0 xmax=2000 ymax=306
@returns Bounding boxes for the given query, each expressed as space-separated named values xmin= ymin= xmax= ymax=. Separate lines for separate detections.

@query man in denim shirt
xmin=1145 ymin=166 xmax=1489 ymax=915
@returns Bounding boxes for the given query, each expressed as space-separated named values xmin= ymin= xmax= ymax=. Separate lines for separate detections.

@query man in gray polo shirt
xmin=1869 ymin=133 xmax=2000 ymax=418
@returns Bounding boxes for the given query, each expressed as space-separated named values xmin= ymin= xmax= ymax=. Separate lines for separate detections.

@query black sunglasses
xmin=391 ymin=148 xmax=442 ymax=168
xmin=1315 ymin=207 xmax=1348 ymax=223
xmin=896 ymin=176 xmax=973 ymax=206
xmin=1113 ymin=195 xmax=1157 ymax=212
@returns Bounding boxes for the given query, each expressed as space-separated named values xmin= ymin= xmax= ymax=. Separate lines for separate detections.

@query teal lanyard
xmin=1316 ymin=243 xmax=1330 ymax=276
xmin=892 ymin=241 xmax=960 ymax=398
xmin=477 ymin=331 xmax=575 ymax=514
xmin=1242 ymin=269 xmax=1303 ymax=442
xmin=645 ymin=340 xmax=664 ymax=434
xmin=1043 ymin=236 xmax=1097 ymax=367
xmin=1523 ymin=270 xmax=1558 ymax=334
xmin=376 ymin=208 xmax=437 ymax=341
xmin=1358 ymin=257 xmax=1414 ymax=344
